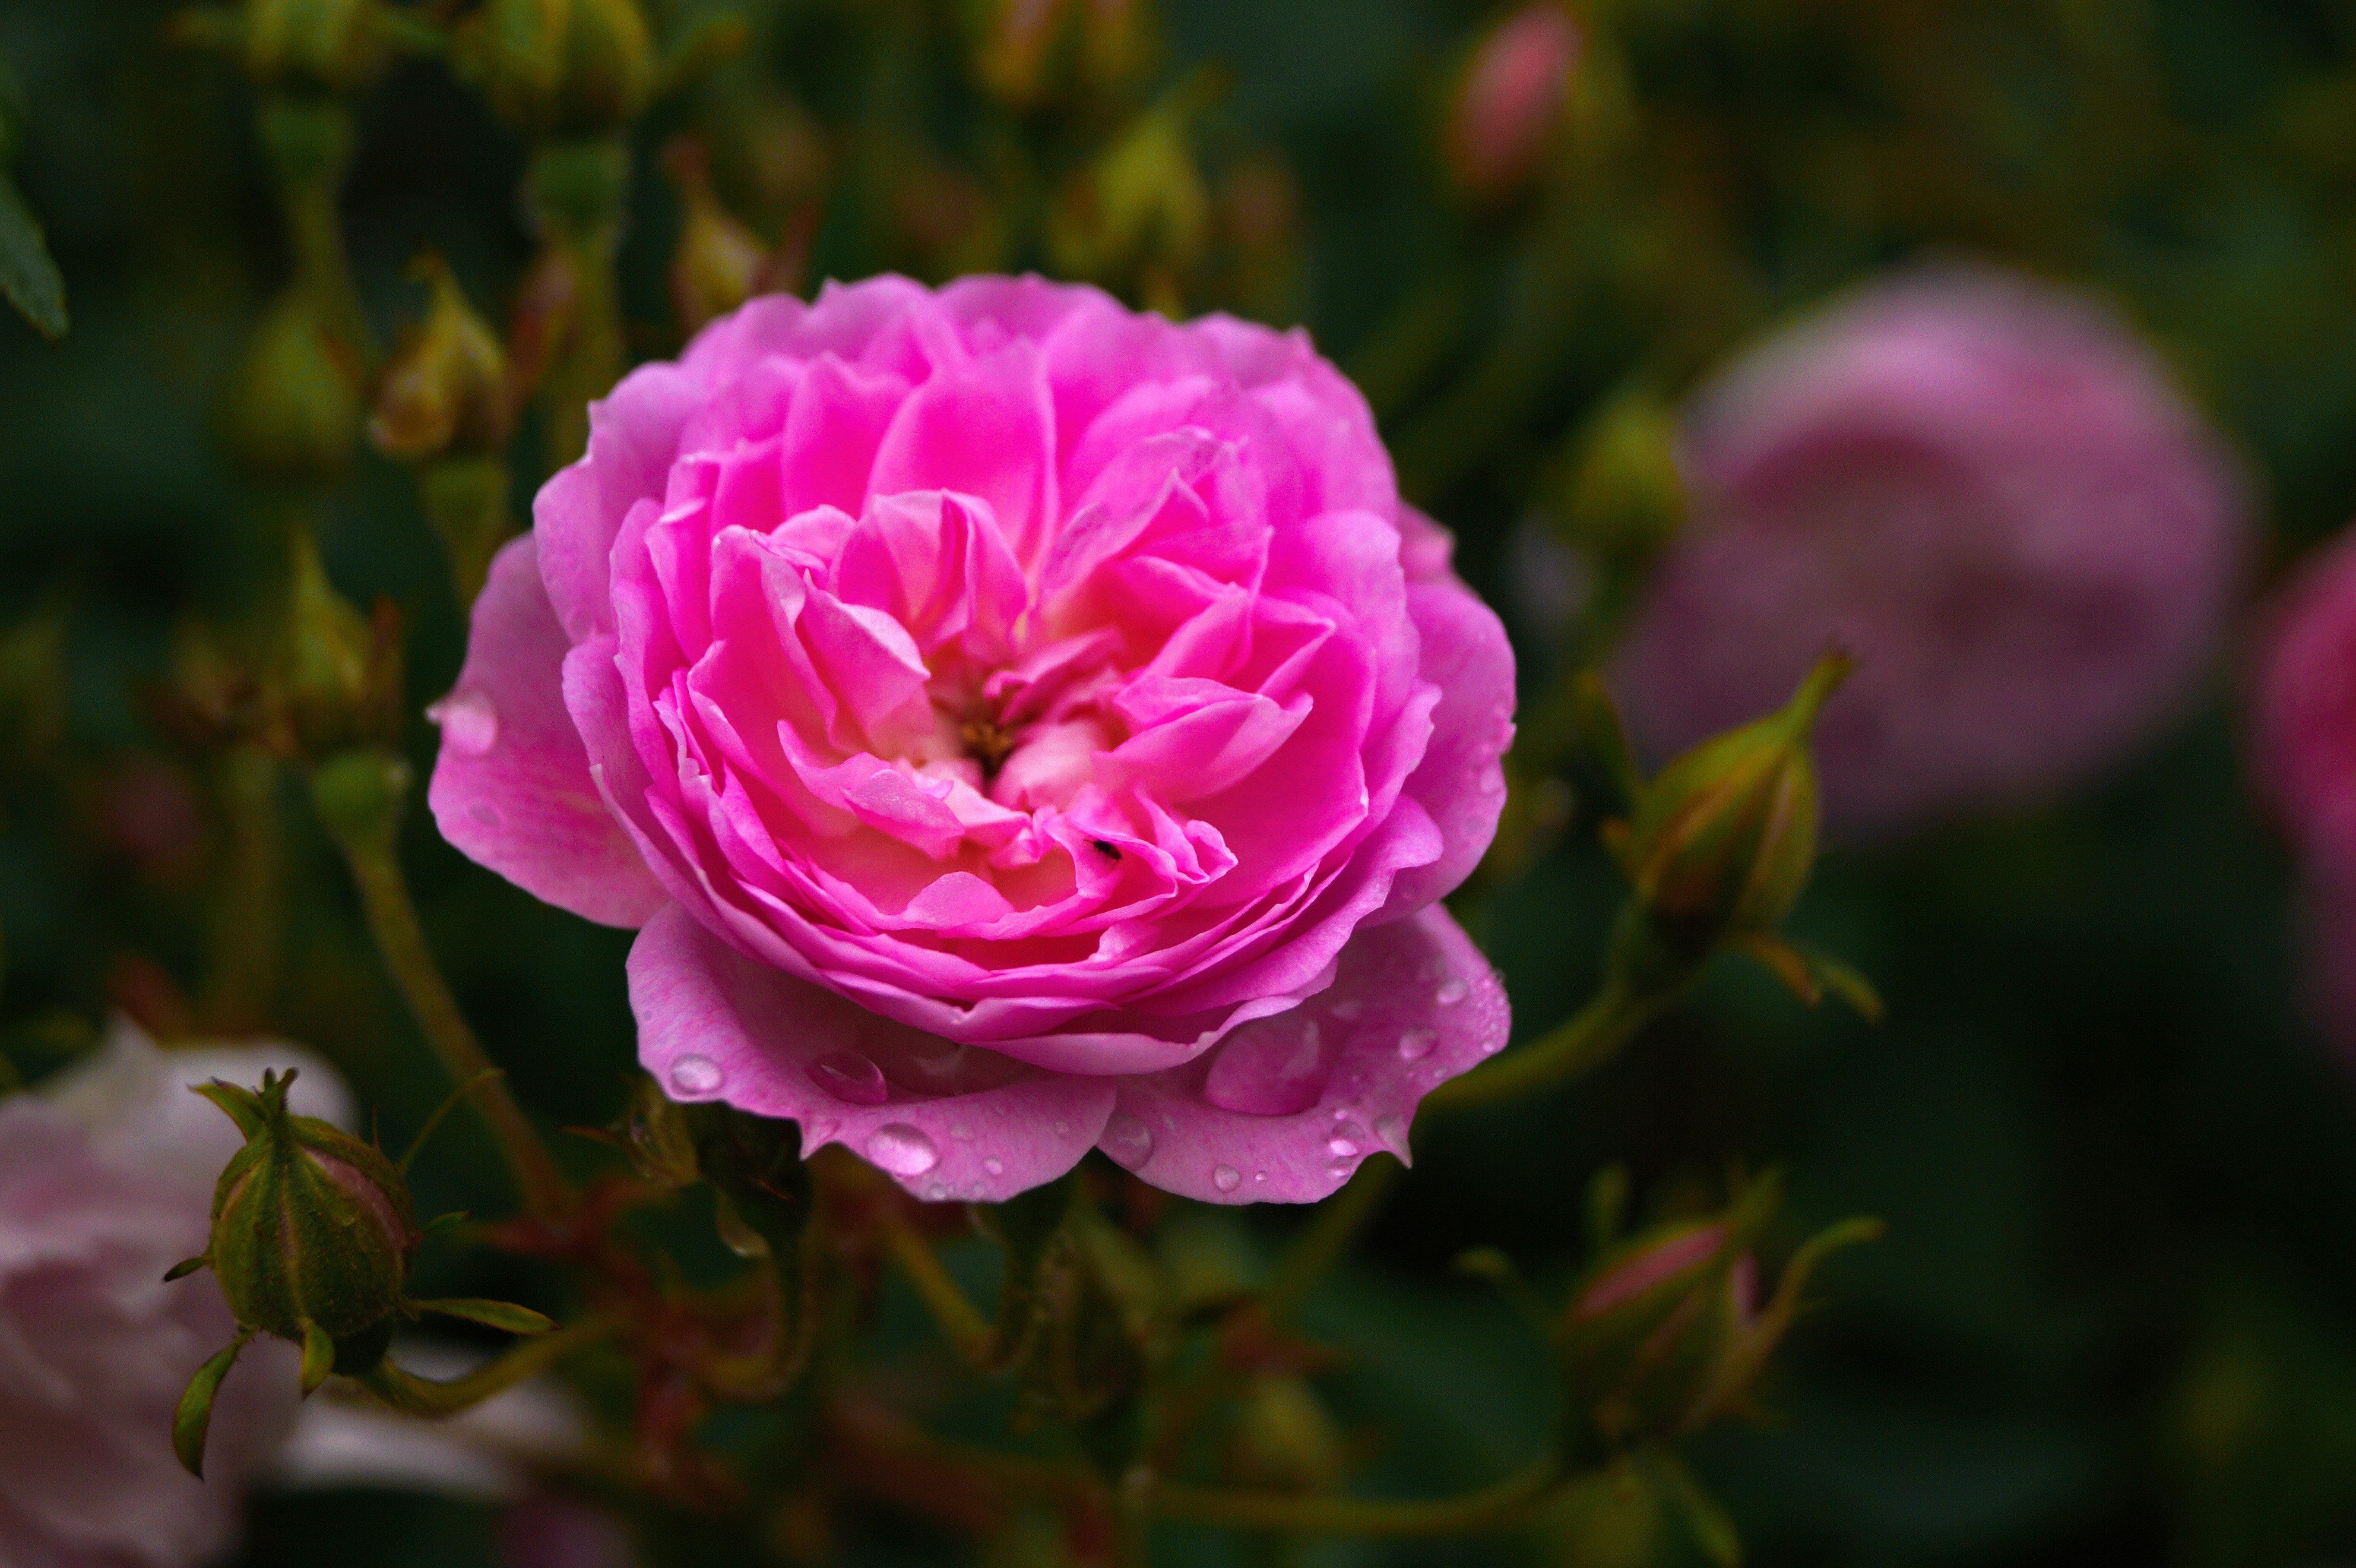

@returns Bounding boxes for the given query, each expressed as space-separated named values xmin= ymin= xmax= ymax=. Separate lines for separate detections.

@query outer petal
xmin=1378 ymin=577 xmax=1516 ymax=918
xmin=1099 ymin=904 xmax=1508 ymax=1204
xmin=429 ymin=536 xmax=668 ymax=929
xmin=630 ymin=906 xmax=1118 ymax=1201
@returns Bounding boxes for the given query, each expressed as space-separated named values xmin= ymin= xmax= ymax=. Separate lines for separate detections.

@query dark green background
xmin=5 ymin=1 xmax=2356 ymax=1562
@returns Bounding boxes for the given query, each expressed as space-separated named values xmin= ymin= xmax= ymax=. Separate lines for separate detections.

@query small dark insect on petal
xmin=1090 ymin=839 xmax=1123 ymax=860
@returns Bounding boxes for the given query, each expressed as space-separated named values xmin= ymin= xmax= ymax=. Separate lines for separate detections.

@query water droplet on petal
xmin=1481 ymin=1034 xmax=1505 ymax=1056
xmin=984 ymin=1156 xmax=1005 ymax=1176
xmin=805 ymin=1118 xmax=839 ymax=1143
xmin=924 ymin=1182 xmax=947 ymax=1201
xmin=950 ymin=1122 xmax=975 ymax=1141
xmin=1054 ymin=1120 xmax=1071 ymax=1137
xmin=866 ymin=1123 xmax=939 ymax=1176
xmin=808 ymin=1052 xmax=890 ymax=1106
xmin=1102 ymin=1113 xmax=1154 ymax=1170
xmin=1254 ymin=1170 xmax=1267 ymax=1183
xmin=1204 ymin=1016 xmax=1327 ymax=1117
xmin=669 ymin=1054 xmax=723 ymax=1095
xmin=1213 ymin=1164 xmax=1241 ymax=1193
xmin=1374 ymin=1113 xmax=1407 ymax=1149
xmin=1436 ymin=978 xmax=1470 ymax=1006
xmin=1397 ymin=1028 xmax=1437 ymax=1062
xmin=1327 ymin=1122 xmax=1367 ymax=1159
xmin=468 ymin=801 xmax=502 ymax=828
xmin=428 ymin=689 xmax=500 ymax=756
xmin=1478 ymin=767 xmax=1506 ymax=796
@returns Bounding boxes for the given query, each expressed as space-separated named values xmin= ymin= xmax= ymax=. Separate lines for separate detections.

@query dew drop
xmin=1478 ymin=767 xmax=1506 ymax=796
xmin=668 ymin=1054 xmax=722 ymax=1095
xmin=806 ymin=1118 xmax=839 ymax=1143
xmin=1327 ymin=1122 xmax=1367 ymax=1159
xmin=924 ymin=1183 xmax=947 ymax=1201
xmin=950 ymin=1121 xmax=975 ymax=1141
xmin=467 ymin=801 xmax=503 ymax=828
xmin=1396 ymin=1028 xmax=1438 ymax=1062
xmin=1102 ymin=1113 xmax=1154 ymax=1171
xmin=866 ymin=1123 xmax=939 ymax=1176
xmin=1436 ymin=978 xmax=1470 ymax=1006
xmin=984 ymin=1156 xmax=1005 ymax=1176
xmin=1374 ymin=1113 xmax=1407 ymax=1150
xmin=1054 ymin=1120 xmax=1071 ymax=1138
xmin=808 ymin=1051 xmax=890 ymax=1106
xmin=1213 ymin=1164 xmax=1242 ymax=1193
xmin=1481 ymin=1033 xmax=1505 ymax=1056
xmin=428 ymin=689 xmax=500 ymax=756
xmin=1254 ymin=1170 xmax=1268 ymax=1183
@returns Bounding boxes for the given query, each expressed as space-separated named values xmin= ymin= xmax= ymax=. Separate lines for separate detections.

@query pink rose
xmin=430 ymin=275 xmax=1514 ymax=1204
xmin=0 ymin=1023 xmax=346 ymax=1568
xmin=1611 ymin=264 xmax=2248 ymax=840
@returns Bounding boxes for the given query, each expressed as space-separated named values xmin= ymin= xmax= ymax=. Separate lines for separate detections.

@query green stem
xmin=876 ymin=1207 xmax=993 ymax=1365
xmin=354 ymin=1320 xmax=610 ymax=1416
xmin=316 ymin=753 xmax=570 ymax=1218
xmin=1422 ymin=976 xmax=1663 ymax=1113
xmin=1149 ymin=1453 xmax=1564 ymax=1536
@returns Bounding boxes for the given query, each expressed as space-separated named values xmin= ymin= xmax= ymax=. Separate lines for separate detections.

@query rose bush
xmin=0 ymin=1023 xmax=345 ymax=1568
xmin=1610 ymin=264 xmax=2248 ymax=840
xmin=429 ymin=275 xmax=1514 ymax=1204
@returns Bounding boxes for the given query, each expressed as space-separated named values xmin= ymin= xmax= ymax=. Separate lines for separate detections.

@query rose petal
xmin=429 ymin=536 xmax=668 ymax=929
xmin=629 ymin=905 xmax=1118 ymax=1201
xmin=1099 ymin=904 xmax=1507 ymax=1203
xmin=1378 ymin=578 xmax=1516 ymax=919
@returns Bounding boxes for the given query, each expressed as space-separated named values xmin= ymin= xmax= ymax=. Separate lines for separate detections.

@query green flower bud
xmin=223 ymin=288 xmax=365 ymax=483
xmin=453 ymin=0 xmax=658 ymax=140
xmin=198 ymin=1067 xmax=418 ymax=1348
xmin=177 ymin=0 xmax=443 ymax=94
xmin=1606 ymin=651 xmax=1849 ymax=959
xmin=370 ymin=256 xmax=513 ymax=462
xmin=277 ymin=530 xmax=401 ymax=757
xmin=1559 ymin=1174 xmax=1879 ymax=1454
xmin=1558 ymin=387 xmax=1686 ymax=571
xmin=663 ymin=138 xmax=766 ymax=334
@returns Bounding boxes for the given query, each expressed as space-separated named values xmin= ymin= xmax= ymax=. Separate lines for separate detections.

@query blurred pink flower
xmin=429 ymin=275 xmax=1513 ymax=1205
xmin=1447 ymin=4 xmax=1581 ymax=198
xmin=1611 ymin=264 xmax=2249 ymax=839
xmin=0 ymin=1023 xmax=346 ymax=1568
xmin=2249 ymin=528 xmax=2356 ymax=1058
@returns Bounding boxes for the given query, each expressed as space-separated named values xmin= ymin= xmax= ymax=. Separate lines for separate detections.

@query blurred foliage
xmin=5 ymin=0 xmax=2356 ymax=1563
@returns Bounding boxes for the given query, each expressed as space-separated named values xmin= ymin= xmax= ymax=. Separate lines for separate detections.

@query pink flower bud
xmin=1447 ymin=4 xmax=1582 ymax=199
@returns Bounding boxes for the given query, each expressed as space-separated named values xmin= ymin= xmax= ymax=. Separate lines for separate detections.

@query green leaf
xmin=1649 ymin=1450 xmax=1743 ymax=1567
xmin=410 ymin=1297 xmax=556 ymax=1336
xmin=419 ymin=1210 xmax=472 ymax=1243
xmin=299 ymin=1319 xmax=335 ymax=1396
xmin=173 ymin=1331 xmax=252 ymax=1479
xmin=191 ymin=1078 xmax=267 ymax=1139
xmin=0 ymin=173 xmax=65 ymax=341
xmin=162 ymin=1255 xmax=209 ymax=1283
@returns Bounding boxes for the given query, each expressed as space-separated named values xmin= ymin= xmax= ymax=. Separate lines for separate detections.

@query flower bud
xmin=370 ymin=256 xmax=513 ymax=463
xmin=277 ymin=529 xmax=401 ymax=756
xmin=177 ymin=0 xmax=440 ymax=94
xmin=1607 ymin=651 xmax=1849 ymax=958
xmin=223 ymin=288 xmax=366 ymax=483
xmin=196 ymin=1066 xmax=418 ymax=1350
xmin=1446 ymin=3 xmax=1581 ymax=200
xmin=452 ymin=0 xmax=658 ymax=140
xmin=1558 ymin=387 xmax=1685 ymax=572
xmin=1559 ymin=1174 xmax=1879 ymax=1453
xmin=1046 ymin=84 xmax=1212 ymax=293
xmin=663 ymin=138 xmax=766 ymax=335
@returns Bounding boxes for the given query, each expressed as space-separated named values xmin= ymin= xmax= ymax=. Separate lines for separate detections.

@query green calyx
xmin=199 ymin=1066 xmax=418 ymax=1344
xmin=453 ymin=0 xmax=658 ymax=141
xmin=1609 ymin=651 xmax=1849 ymax=957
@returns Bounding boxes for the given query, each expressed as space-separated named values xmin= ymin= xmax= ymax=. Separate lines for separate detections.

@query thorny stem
xmin=329 ymin=792 xmax=570 ymax=1219
xmin=355 ymin=1320 xmax=611 ymax=1416
xmin=1422 ymin=974 xmax=1665 ymax=1113
xmin=875 ymin=1207 xmax=993 ymax=1365
xmin=1147 ymin=1452 xmax=1565 ymax=1536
